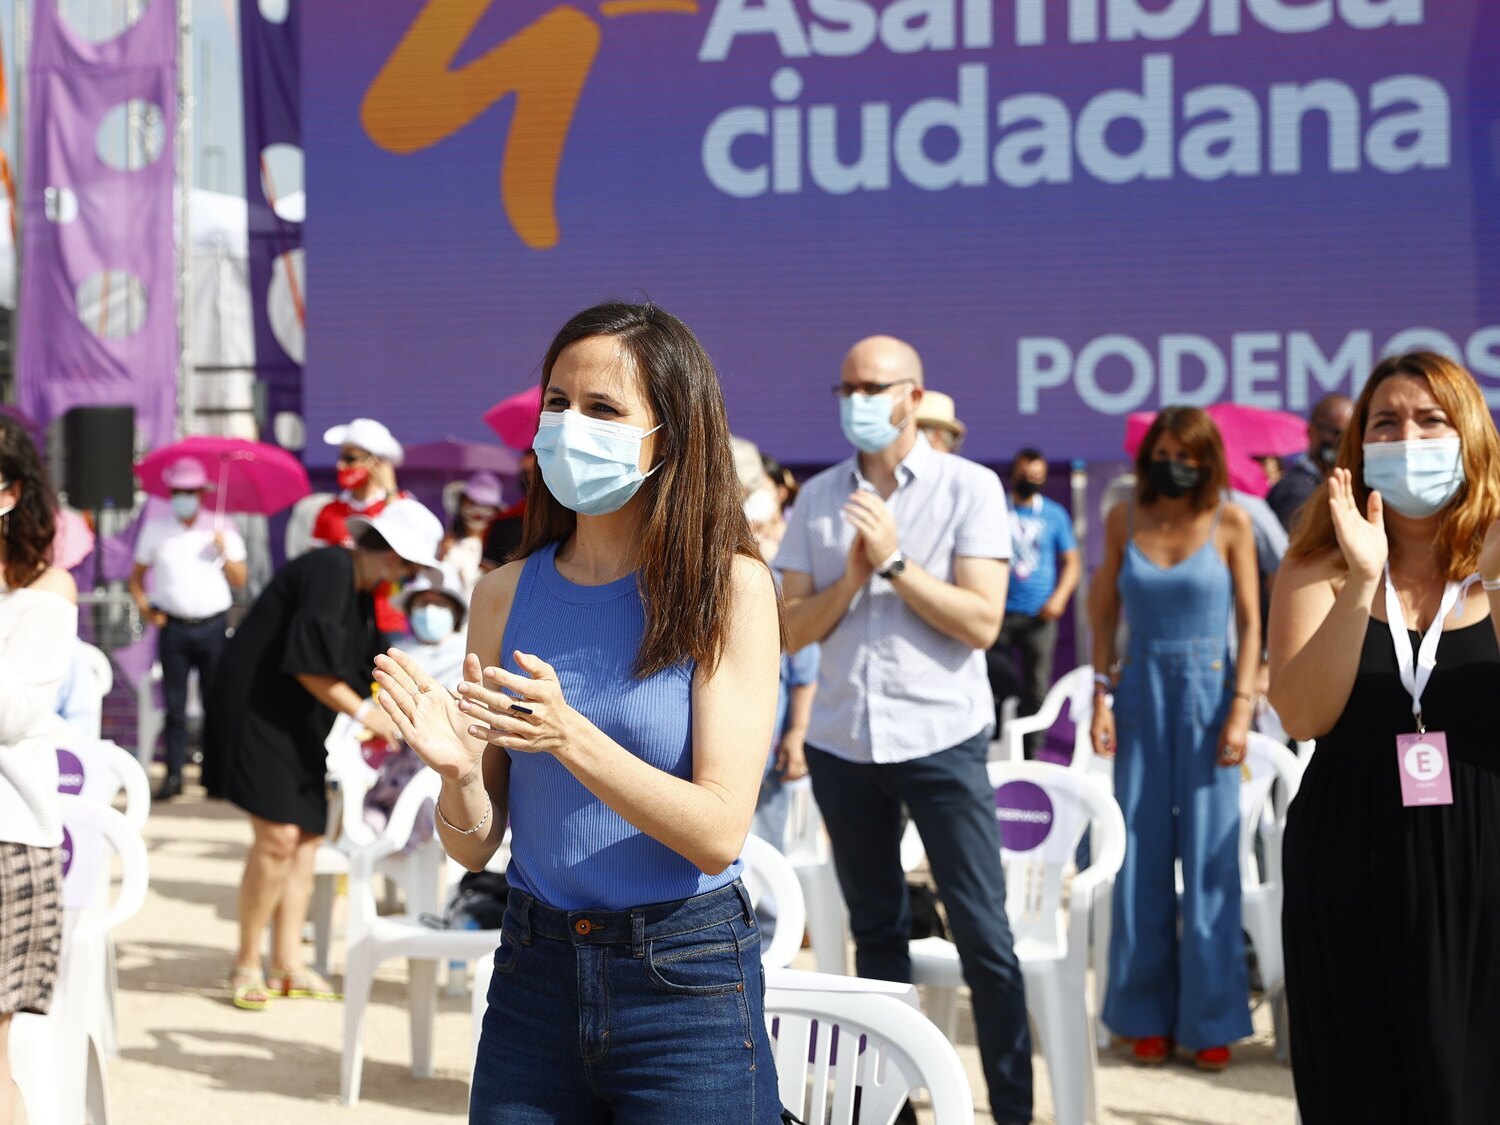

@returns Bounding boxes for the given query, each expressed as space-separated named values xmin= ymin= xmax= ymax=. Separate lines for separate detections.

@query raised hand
xmin=843 ymin=490 xmax=900 ymax=570
xmin=456 ymin=651 xmax=579 ymax=757
xmin=843 ymin=531 xmax=874 ymax=590
xmin=374 ymin=649 xmax=487 ymax=782
xmin=1328 ymin=467 xmax=1387 ymax=583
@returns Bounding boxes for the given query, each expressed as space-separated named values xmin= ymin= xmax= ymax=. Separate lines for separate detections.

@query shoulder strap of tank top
xmin=1208 ymin=501 xmax=1225 ymax=536
xmin=1126 ymin=500 xmax=1134 ymax=539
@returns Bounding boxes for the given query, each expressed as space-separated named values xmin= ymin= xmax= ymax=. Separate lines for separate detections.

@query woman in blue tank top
xmin=1086 ymin=407 xmax=1261 ymax=1072
xmin=373 ymin=303 xmax=786 ymax=1123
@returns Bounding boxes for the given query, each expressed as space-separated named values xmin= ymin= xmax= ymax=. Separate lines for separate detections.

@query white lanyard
xmin=1382 ymin=563 xmax=1479 ymax=733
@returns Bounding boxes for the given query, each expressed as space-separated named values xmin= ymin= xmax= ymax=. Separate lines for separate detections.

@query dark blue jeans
xmin=470 ymin=879 xmax=782 ymax=1124
xmin=158 ymin=614 xmax=228 ymax=777
xmin=807 ymin=728 xmax=1033 ymax=1124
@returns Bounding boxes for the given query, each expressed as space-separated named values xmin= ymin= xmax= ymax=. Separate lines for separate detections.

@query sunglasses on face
xmin=831 ymin=379 xmax=914 ymax=399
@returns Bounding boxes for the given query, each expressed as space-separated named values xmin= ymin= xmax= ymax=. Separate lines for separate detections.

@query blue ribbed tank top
xmin=498 ymin=541 xmax=742 ymax=910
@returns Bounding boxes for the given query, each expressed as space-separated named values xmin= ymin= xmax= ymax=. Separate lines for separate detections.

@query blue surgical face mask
xmin=840 ymin=390 xmax=909 ymax=454
xmin=533 ymin=410 xmax=662 ymax=516
xmin=1362 ymin=437 xmax=1464 ymax=518
xmin=171 ymin=493 xmax=201 ymax=521
xmin=409 ymin=604 xmax=456 ymax=644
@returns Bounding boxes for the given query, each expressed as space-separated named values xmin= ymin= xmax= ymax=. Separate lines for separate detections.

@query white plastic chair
xmin=310 ymin=715 xmax=448 ymax=973
xmin=341 ymin=769 xmax=501 ymax=1106
xmin=64 ymin=641 xmax=113 ymax=739
xmin=11 ymin=797 xmax=150 ymax=1125
xmin=907 ymin=760 xmax=1126 ymax=1125
xmin=784 ymin=782 xmax=855 ymax=977
xmin=765 ymin=986 xmax=974 ymax=1125
xmin=741 ymin=833 xmax=808 ymax=971
xmin=1240 ymin=732 xmax=1304 ymax=1062
xmin=1003 ymin=665 xmax=1097 ymax=764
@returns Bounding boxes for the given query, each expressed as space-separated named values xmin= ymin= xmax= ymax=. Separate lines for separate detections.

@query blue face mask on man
xmin=533 ymin=410 xmax=663 ymax=516
xmin=409 ymin=603 xmax=457 ymax=644
xmin=171 ymin=493 xmax=201 ymax=522
xmin=1362 ymin=437 xmax=1464 ymax=518
xmin=840 ymin=389 xmax=910 ymax=454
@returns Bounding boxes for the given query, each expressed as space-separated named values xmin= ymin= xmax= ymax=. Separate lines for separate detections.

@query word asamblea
xmin=702 ymin=54 xmax=1446 ymax=197
xmin=699 ymin=0 xmax=1423 ymax=57
xmin=1019 ymin=326 xmax=1500 ymax=416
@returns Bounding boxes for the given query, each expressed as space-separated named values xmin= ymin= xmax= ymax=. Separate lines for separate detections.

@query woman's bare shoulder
xmin=29 ymin=565 xmax=78 ymax=604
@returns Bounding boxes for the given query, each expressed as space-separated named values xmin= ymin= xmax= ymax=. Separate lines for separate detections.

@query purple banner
xmin=18 ymin=0 xmax=178 ymax=447
xmin=302 ymin=3 xmax=1500 ymax=466
xmin=239 ymin=0 xmax=303 ymax=424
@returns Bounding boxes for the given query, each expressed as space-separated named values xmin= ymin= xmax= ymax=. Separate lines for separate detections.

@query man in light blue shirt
xmin=990 ymin=448 xmax=1080 ymax=757
xmin=779 ymin=335 xmax=1032 ymax=1125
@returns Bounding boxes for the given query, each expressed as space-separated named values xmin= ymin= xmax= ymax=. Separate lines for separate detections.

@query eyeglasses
xmin=831 ymin=380 xmax=914 ymax=399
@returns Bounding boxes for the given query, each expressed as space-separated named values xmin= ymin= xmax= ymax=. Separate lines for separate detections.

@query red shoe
xmin=1195 ymin=1046 xmax=1231 ymax=1071
xmin=1132 ymin=1036 xmax=1173 ymax=1065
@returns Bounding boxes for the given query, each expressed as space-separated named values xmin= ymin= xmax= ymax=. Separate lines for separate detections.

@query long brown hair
xmin=1288 ymin=352 xmax=1500 ymax=580
xmin=0 ymin=416 xmax=57 ymax=589
xmin=517 ymin=302 xmax=785 ymax=677
xmin=1134 ymin=406 xmax=1228 ymax=512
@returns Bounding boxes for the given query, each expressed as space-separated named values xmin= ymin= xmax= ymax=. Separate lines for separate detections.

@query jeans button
xmin=575 ymin=919 xmax=592 ymax=935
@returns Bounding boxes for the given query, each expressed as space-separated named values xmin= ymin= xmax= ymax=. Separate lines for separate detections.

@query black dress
xmin=204 ymin=548 xmax=379 ymax=835
xmin=1283 ymin=616 xmax=1500 ymax=1123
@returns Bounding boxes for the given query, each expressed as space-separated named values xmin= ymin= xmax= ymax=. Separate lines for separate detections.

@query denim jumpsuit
xmin=1102 ymin=504 xmax=1253 ymax=1050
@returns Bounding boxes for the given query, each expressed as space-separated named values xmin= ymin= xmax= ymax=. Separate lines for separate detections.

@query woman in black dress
xmin=207 ymin=499 xmax=443 ymax=1009
xmin=1270 ymin=352 xmax=1500 ymax=1123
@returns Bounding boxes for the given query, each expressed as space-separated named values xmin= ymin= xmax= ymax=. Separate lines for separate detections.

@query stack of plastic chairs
xmin=11 ymin=796 xmax=150 ymax=1125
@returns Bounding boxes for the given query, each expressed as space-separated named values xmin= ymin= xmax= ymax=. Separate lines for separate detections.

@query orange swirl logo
xmin=361 ymin=0 xmax=697 ymax=250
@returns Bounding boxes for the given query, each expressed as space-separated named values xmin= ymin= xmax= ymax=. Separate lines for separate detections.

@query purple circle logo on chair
xmin=56 ymin=749 xmax=85 ymax=795
xmin=995 ymin=781 xmax=1054 ymax=852
xmin=60 ymin=826 xmax=75 ymax=878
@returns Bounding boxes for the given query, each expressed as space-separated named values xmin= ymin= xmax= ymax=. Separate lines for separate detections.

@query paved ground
xmin=99 ymin=782 xmax=1298 ymax=1124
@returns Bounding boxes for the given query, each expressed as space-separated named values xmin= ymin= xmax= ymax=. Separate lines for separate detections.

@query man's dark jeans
xmin=988 ymin=612 xmax=1060 ymax=757
xmin=806 ymin=729 xmax=1033 ymax=1124
xmin=158 ymin=613 xmax=228 ymax=779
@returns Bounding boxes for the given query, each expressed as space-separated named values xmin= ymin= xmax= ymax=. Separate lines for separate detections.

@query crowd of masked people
xmin=4 ymin=298 xmax=1498 ymax=1124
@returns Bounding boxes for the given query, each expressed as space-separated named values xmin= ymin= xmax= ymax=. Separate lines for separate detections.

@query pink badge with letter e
xmin=1396 ymin=732 xmax=1453 ymax=807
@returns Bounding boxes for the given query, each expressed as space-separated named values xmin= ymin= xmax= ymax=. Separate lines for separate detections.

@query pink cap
xmin=462 ymin=472 xmax=504 ymax=509
xmin=161 ymin=457 xmax=210 ymax=492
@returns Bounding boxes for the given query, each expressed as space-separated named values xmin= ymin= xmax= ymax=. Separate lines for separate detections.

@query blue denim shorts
xmin=469 ymin=878 xmax=783 ymax=1124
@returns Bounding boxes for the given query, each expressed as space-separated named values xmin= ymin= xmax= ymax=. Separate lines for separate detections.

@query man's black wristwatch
xmin=878 ymin=550 xmax=907 ymax=580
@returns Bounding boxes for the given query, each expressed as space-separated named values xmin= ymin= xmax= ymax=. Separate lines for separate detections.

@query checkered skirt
xmin=0 ymin=842 xmax=62 ymax=1016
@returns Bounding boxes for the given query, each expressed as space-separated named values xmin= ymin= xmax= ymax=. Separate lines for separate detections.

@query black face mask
xmin=1148 ymin=459 xmax=1200 ymax=498
xmin=1013 ymin=479 xmax=1042 ymax=501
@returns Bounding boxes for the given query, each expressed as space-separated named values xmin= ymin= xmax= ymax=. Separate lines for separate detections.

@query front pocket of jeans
xmin=491 ymin=927 xmax=521 ymax=975
xmin=644 ymin=922 xmax=750 ymax=996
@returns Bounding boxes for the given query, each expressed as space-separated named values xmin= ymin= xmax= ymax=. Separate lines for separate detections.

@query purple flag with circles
xmin=17 ymin=0 xmax=178 ymax=447
xmin=238 ymin=0 xmax=303 ymax=425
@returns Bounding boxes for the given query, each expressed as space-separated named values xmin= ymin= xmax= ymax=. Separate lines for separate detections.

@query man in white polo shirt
xmin=129 ymin=457 xmax=247 ymax=800
xmin=778 ymin=336 xmax=1032 ymax=1125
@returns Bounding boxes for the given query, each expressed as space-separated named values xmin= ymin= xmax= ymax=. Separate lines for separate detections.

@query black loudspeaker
xmin=62 ymin=405 xmax=135 ymax=510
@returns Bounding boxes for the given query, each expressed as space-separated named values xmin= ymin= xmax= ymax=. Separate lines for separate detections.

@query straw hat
xmin=915 ymin=391 xmax=966 ymax=438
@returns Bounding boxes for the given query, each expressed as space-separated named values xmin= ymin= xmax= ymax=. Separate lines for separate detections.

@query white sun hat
xmin=346 ymin=498 xmax=444 ymax=579
xmin=323 ymin=418 xmax=405 ymax=466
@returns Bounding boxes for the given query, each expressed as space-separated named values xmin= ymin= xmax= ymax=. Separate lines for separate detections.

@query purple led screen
xmin=302 ymin=2 xmax=1500 ymax=467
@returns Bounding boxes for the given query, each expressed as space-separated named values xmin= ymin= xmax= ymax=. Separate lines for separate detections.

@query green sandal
xmin=269 ymin=966 xmax=342 ymax=1001
xmin=230 ymin=967 xmax=272 ymax=1011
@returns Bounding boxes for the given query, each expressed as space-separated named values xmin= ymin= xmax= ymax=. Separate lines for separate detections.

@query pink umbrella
xmin=1124 ymin=404 xmax=1309 ymax=498
xmin=136 ymin=437 xmax=311 ymax=517
xmin=482 ymin=386 xmax=542 ymax=452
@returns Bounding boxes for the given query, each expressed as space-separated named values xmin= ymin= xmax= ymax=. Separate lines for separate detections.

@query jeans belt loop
xmin=631 ymin=911 xmax=646 ymax=958
xmin=732 ymin=879 xmax=755 ymax=926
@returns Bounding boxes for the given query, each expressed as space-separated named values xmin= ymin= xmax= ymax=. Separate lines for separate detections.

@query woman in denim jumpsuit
xmin=1088 ymin=406 xmax=1261 ymax=1070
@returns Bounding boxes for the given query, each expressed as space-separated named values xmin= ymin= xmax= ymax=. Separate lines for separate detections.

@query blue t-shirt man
xmin=1006 ymin=495 xmax=1076 ymax=615
xmin=990 ymin=450 xmax=1081 ymax=757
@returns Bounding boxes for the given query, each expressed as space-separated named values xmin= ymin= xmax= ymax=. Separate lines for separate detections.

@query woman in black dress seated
xmin=1269 ymin=352 xmax=1500 ymax=1123
xmin=206 ymin=499 xmax=444 ymax=1009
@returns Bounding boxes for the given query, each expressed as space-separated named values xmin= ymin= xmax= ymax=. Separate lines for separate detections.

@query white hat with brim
xmin=346 ymin=499 xmax=444 ymax=581
xmin=324 ymin=418 xmax=405 ymax=466
xmin=396 ymin=563 xmax=468 ymax=628
xmin=914 ymin=390 xmax=967 ymax=438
